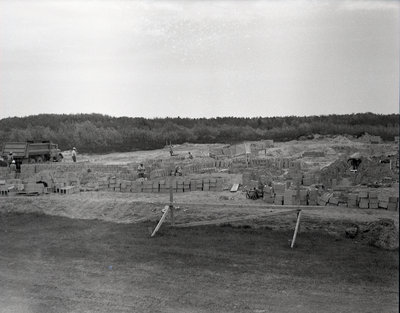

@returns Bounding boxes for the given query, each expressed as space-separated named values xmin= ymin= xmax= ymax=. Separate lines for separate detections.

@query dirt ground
xmin=0 ymin=191 xmax=399 ymax=313
xmin=0 ymin=212 xmax=398 ymax=313
xmin=2 ymin=137 xmax=398 ymax=312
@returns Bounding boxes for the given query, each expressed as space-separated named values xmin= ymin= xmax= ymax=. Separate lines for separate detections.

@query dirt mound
xmin=359 ymin=219 xmax=399 ymax=250
xmin=332 ymin=135 xmax=353 ymax=145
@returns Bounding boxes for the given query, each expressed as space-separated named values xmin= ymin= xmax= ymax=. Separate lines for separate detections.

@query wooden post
xmin=290 ymin=209 xmax=302 ymax=248
xmin=151 ymin=206 xmax=170 ymax=237
xmin=169 ymin=177 xmax=175 ymax=226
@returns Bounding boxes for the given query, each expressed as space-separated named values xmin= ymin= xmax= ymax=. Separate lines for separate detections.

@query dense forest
xmin=0 ymin=113 xmax=398 ymax=153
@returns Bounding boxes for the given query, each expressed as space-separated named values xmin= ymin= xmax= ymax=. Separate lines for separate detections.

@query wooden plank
xmin=290 ymin=210 xmax=302 ymax=248
xmin=125 ymin=200 xmax=325 ymax=211
xmin=151 ymin=206 xmax=170 ymax=237
xmin=174 ymin=210 xmax=297 ymax=228
xmin=230 ymin=184 xmax=239 ymax=192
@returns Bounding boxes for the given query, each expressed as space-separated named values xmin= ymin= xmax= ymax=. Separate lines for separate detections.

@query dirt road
xmin=0 ymin=212 xmax=398 ymax=313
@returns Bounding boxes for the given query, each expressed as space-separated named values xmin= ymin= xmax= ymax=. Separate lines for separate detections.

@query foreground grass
xmin=0 ymin=213 xmax=398 ymax=313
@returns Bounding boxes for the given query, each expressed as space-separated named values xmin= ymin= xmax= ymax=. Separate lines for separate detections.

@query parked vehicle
xmin=1 ymin=141 xmax=63 ymax=164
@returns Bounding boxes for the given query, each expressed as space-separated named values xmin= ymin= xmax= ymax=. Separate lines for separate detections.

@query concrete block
xmin=389 ymin=196 xmax=399 ymax=203
xmin=358 ymin=190 xmax=368 ymax=198
xmin=359 ymin=198 xmax=369 ymax=209
xmin=368 ymin=191 xmax=378 ymax=199
xmin=378 ymin=201 xmax=389 ymax=209
xmin=59 ymin=185 xmax=79 ymax=195
xmin=387 ymin=203 xmax=398 ymax=211
xmin=274 ymin=195 xmax=283 ymax=205
xmin=369 ymin=202 xmax=378 ymax=209
xmin=329 ymin=197 xmax=339 ymax=205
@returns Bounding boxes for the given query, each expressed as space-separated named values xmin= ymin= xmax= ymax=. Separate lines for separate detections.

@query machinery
xmin=246 ymin=187 xmax=264 ymax=200
xmin=1 ymin=141 xmax=63 ymax=164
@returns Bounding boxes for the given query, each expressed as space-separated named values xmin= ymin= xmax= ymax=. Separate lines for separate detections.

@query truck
xmin=1 ymin=141 xmax=63 ymax=165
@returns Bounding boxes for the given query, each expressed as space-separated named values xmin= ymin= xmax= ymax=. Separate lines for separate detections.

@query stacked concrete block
xmin=388 ymin=197 xmax=399 ymax=211
xmin=347 ymin=194 xmax=358 ymax=207
xmin=368 ymin=191 xmax=378 ymax=209
xmin=158 ymin=180 xmax=168 ymax=193
xmin=176 ymin=180 xmax=184 ymax=193
xmin=108 ymin=177 xmax=117 ymax=190
xmin=318 ymin=193 xmax=332 ymax=206
xmin=308 ymin=189 xmax=318 ymax=205
xmin=272 ymin=183 xmax=285 ymax=195
xmin=289 ymin=160 xmax=302 ymax=170
xmin=302 ymin=173 xmax=315 ymax=186
xmin=152 ymin=181 xmax=159 ymax=193
xmin=216 ymin=178 xmax=224 ymax=191
xmin=284 ymin=189 xmax=296 ymax=205
xmin=328 ymin=197 xmax=339 ymax=206
xmin=263 ymin=187 xmax=274 ymax=204
xmin=378 ymin=191 xmax=390 ymax=209
xmin=142 ymin=181 xmax=153 ymax=193
xmin=24 ymin=182 xmax=46 ymax=194
xmin=130 ymin=181 xmax=142 ymax=193
xmin=98 ymin=178 xmax=108 ymax=190
xmin=358 ymin=198 xmax=369 ymax=209
xmin=0 ymin=183 xmax=10 ymax=196
xmin=208 ymin=178 xmax=217 ymax=191
xmin=299 ymin=190 xmax=308 ymax=205
xmin=59 ymin=185 xmax=79 ymax=195
xmin=190 ymin=179 xmax=202 ymax=191
xmin=274 ymin=194 xmax=284 ymax=205
xmin=202 ymin=179 xmax=210 ymax=191
xmin=183 ymin=180 xmax=191 ymax=192
xmin=121 ymin=180 xmax=133 ymax=192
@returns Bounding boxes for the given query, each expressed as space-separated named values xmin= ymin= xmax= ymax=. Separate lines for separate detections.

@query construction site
xmin=0 ymin=134 xmax=399 ymax=312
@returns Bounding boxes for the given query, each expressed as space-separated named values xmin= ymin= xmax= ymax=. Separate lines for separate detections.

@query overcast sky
xmin=0 ymin=0 xmax=399 ymax=119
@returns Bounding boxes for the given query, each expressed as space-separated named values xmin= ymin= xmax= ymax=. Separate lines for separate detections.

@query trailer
xmin=2 ymin=141 xmax=63 ymax=164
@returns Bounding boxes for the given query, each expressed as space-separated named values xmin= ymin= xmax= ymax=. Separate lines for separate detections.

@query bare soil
xmin=0 ymin=190 xmax=399 ymax=313
xmin=1 ymin=137 xmax=398 ymax=312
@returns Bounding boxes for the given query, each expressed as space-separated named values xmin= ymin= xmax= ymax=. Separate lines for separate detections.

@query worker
xmin=8 ymin=152 xmax=13 ymax=166
xmin=9 ymin=160 xmax=16 ymax=178
xmin=188 ymin=152 xmax=193 ymax=159
xmin=72 ymin=147 xmax=77 ymax=162
xmin=174 ymin=165 xmax=182 ymax=176
xmin=137 ymin=163 xmax=146 ymax=178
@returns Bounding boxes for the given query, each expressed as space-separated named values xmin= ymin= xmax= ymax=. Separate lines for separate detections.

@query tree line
xmin=0 ymin=113 xmax=398 ymax=153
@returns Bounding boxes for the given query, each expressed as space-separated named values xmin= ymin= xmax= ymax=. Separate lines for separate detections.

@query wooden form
xmin=151 ymin=179 xmax=304 ymax=248
xmin=174 ymin=209 xmax=297 ymax=228
xmin=150 ymin=177 xmax=175 ymax=237
xmin=151 ymin=205 xmax=170 ymax=237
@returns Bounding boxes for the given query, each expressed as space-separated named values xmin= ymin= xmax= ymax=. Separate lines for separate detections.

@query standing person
xmin=137 ymin=163 xmax=146 ymax=178
xmin=8 ymin=152 xmax=13 ymax=166
xmin=72 ymin=147 xmax=77 ymax=162
xmin=9 ymin=160 xmax=16 ymax=178
xmin=169 ymin=145 xmax=174 ymax=157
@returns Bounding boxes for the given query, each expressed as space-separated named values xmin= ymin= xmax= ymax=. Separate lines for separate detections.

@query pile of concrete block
xmin=96 ymin=176 xmax=225 ymax=193
xmin=262 ymin=186 xmax=275 ymax=204
xmin=23 ymin=182 xmax=46 ymax=194
xmin=58 ymin=185 xmax=79 ymax=195
xmin=302 ymin=173 xmax=316 ymax=186
xmin=302 ymin=151 xmax=325 ymax=157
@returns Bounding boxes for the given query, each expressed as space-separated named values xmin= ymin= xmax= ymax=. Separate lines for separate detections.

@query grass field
xmin=0 ymin=212 xmax=398 ymax=313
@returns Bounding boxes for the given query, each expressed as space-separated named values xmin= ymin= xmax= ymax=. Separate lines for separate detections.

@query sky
xmin=0 ymin=0 xmax=399 ymax=119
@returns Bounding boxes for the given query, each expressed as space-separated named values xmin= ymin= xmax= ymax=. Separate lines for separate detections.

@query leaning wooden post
xmin=169 ymin=176 xmax=175 ymax=226
xmin=290 ymin=209 xmax=302 ymax=249
xmin=151 ymin=206 xmax=170 ymax=237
